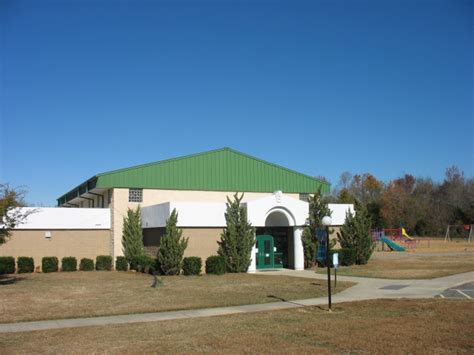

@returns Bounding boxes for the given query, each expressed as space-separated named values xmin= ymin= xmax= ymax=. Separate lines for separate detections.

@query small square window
xmin=129 ymin=188 xmax=143 ymax=203
xmin=299 ymin=193 xmax=310 ymax=202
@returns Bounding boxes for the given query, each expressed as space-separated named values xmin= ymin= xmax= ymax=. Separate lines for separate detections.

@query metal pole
xmin=334 ymin=267 xmax=337 ymax=288
xmin=326 ymin=225 xmax=332 ymax=311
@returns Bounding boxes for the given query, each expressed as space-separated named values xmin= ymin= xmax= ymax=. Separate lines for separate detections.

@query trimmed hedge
xmin=61 ymin=257 xmax=77 ymax=272
xmin=131 ymin=255 xmax=156 ymax=273
xmin=42 ymin=257 xmax=58 ymax=273
xmin=115 ymin=256 xmax=128 ymax=271
xmin=79 ymin=258 xmax=94 ymax=271
xmin=0 ymin=256 xmax=15 ymax=275
xmin=205 ymin=255 xmax=226 ymax=275
xmin=96 ymin=255 xmax=113 ymax=271
xmin=183 ymin=257 xmax=202 ymax=276
xmin=17 ymin=257 xmax=34 ymax=273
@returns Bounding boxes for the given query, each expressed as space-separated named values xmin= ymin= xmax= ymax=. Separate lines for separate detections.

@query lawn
xmin=400 ymin=238 xmax=474 ymax=254
xmin=0 ymin=299 xmax=472 ymax=353
xmin=315 ymin=239 xmax=474 ymax=279
xmin=0 ymin=271 xmax=352 ymax=323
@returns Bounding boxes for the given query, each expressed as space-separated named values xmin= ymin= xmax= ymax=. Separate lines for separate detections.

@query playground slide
xmin=401 ymin=228 xmax=414 ymax=240
xmin=381 ymin=237 xmax=406 ymax=252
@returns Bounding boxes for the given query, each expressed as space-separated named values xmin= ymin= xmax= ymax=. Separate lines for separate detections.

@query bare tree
xmin=0 ymin=184 xmax=33 ymax=245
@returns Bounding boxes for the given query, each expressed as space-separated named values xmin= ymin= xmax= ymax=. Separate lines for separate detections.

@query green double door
xmin=256 ymin=235 xmax=283 ymax=269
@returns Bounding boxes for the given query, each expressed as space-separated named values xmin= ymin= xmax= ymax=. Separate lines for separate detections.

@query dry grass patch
xmin=1 ymin=299 xmax=472 ymax=353
xmin=316 ymin=251 xmax=474 ymax=279
xmin=0 ymin=272 xmax=352 ymax=323
xmin=407 ymin=238 xmax=474 ymax=253
xmin=315 ymin=238 xmax=474 ymax=279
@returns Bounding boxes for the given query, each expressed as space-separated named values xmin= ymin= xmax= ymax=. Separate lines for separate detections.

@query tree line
xmin=325 ymin=166 xmax=474 ymax=236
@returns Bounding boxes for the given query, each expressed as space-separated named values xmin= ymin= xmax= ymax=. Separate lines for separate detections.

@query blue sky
xmin=1 ymin=0 xmax=472 ymax=206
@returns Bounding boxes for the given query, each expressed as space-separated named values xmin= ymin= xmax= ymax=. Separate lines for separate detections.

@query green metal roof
xmin=57 ymin=148 xmax=329 ymax=205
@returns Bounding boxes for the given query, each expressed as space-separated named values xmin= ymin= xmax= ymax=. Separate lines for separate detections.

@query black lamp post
xmin=322 ymin=215 xmax=332 ymax=311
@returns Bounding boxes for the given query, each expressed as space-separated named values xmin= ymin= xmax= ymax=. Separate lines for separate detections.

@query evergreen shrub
xmin=183 ymin=257 xmax=202 ymax=276
xmin=0 ymin=256 xmax=15 ymax=274
xmin=17 ymin=257 xmax=34 ymax=273
xmin=42 ymin=257 xmax=58 ymax=273
xmin=302 ymin=188 xmax=332 ymax=269
xmin=79 ymin=258 xmax=94 ymax=271
xmin=131 ymin=255 xmax=156 ymax=273
xmin=156 ymin=209 xmax=188 ymax=275
xmin=96 ymin=255 xmax=113 ymax=271
xmin=338 ymin=248 xmax=356 ymax=266
xmin=115 ymin=256 xmax=128 ymax=271
xmin=217 ymin=193 xmax=255 ymax=272
xmin=205 ymin=255 xmax=226 ymax=275
xmin=121 ymin=207 xmax=145 ymax=265
xmin=61 ymin=257 xmax=77 ymax=272
xmin=337 ymin=202 xmax=374 ymax=265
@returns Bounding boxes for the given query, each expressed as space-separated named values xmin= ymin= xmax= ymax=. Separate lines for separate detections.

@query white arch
xmin=264 ymin=207 xmax=296 ymax=227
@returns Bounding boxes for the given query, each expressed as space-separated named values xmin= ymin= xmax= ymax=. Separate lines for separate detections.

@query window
xmin=108 ymin=189 xmax=113 ymax=205
xmin=299 ymin=193 xmax=309 ymax=202
xmin=129 ymin=188 xmax=143 ymax=202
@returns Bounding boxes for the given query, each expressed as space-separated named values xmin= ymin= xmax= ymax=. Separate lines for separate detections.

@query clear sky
xmin=1 ymin=0 xmax=473 ymax=206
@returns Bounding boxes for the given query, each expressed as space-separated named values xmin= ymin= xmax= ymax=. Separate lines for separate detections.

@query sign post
xmin=333 ymin=252 xmax=339 ymax=288
xmin=321 ymin=216 xmax=332 ymax=311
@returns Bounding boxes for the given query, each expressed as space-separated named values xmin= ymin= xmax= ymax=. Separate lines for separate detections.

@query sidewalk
xmin=0 ymin=270 xmax=472 ymax=334
xmin=264 ymin=269 xmax=474 ymax=301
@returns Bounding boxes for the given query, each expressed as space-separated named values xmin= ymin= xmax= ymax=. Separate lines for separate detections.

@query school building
xmin=2 ymin=148 xmax=353 ymax=271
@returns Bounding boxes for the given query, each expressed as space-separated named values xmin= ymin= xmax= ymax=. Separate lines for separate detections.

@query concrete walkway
xmin=266 ymin=269 xmax=474 ymax=302
xmin=0 ymin=270 xmax=473 ymax=334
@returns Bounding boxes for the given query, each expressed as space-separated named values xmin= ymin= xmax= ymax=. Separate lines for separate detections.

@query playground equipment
xmin=380 ymin=236 xmax=406 ymax=252
xmin=372 ymin=228 xmax=428 ymax=250
xmin=401 ymin=228 xmax=414 ymax=240
xmin=445 ymin=224 xmax=473 ymax=243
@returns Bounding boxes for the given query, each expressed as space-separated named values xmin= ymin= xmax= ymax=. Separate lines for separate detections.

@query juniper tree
xmin=337 ymin=201 xmax=374 ymax=265
xmin=157 ymin=209 xmax=188 ymax=275
xmin=121 ymin=206 xmax=145 ymax=264
xmin=301 ymin=188 xmax=331 ymax=268
xmin=217 ymin=193 xmax=255 ymax=273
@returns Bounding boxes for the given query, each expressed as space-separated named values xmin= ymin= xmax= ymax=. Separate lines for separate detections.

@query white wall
xmin=141 ymin=199 xmax=354 ymax=228
xmin=141 ymin=203 xmax=171 ymax=228
xmin=11 ymin=207 xmax=111 ymax=230
xmin=142 ymin=202 xmax=227 ymax=228
xmin=328 ymin=204 xmax=354 ymax=226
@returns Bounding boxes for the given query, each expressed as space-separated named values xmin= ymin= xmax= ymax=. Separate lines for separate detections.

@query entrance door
xmin=256 ymin=235 xmax=274 ymax=269
xmin=256 ymin=227 xmax=290 ymax=268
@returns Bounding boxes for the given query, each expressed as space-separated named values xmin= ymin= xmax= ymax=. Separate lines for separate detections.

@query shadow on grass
xmin=0 ymin=275 xmax=27 ymax=285
xmin=267 ymin=295 xmax=308 ymax=307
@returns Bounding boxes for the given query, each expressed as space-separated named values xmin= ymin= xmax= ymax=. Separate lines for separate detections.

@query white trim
xmin=293 ymin=227 xmax=305 ymax=270
xmin=10 ymin=208 xmax=111 ymax=230
xmin=140 ymin=196 xmax=354 ymax=229
xmin=245 ymin=192 xmax=309 ymax=227
xmin=264 ymin=207 xmax=295 ymax=226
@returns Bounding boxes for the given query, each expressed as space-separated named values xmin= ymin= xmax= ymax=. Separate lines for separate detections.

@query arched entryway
xmin=246 ymin=192 xmax=306 ymax=272
xmin=255 ymin=209 xmax=294 ymax=269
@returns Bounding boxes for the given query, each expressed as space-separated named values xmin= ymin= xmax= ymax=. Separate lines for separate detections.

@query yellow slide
xmin=402 ymin=228 xmax=414 ymax=240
